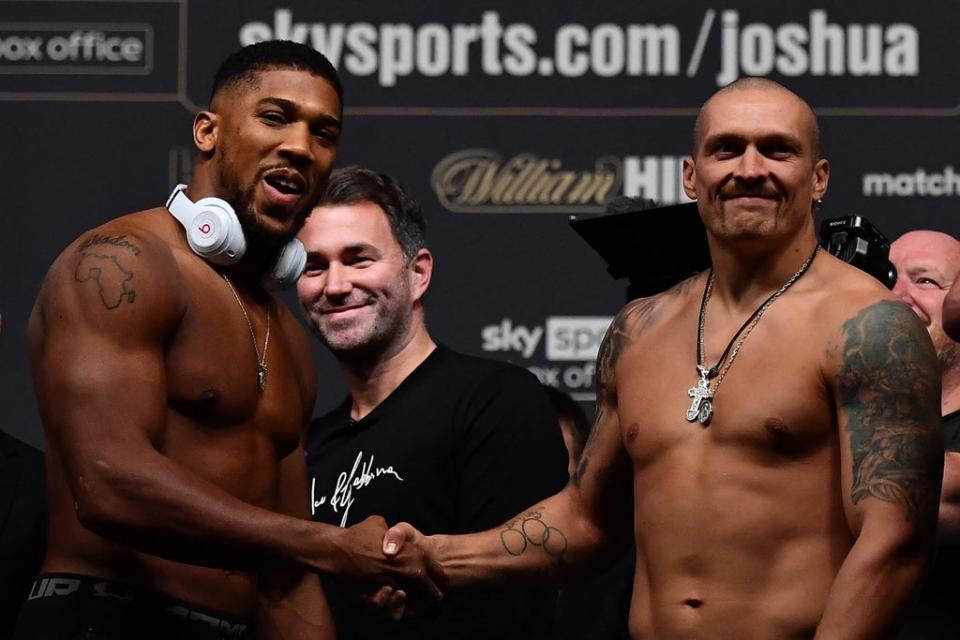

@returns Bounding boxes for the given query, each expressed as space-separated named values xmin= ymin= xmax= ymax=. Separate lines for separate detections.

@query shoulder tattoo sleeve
xmin=837 ymin=300 xmax=942 ymax=519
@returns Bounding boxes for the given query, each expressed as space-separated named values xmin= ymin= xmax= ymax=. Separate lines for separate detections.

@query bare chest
xmin=617 ymin=320 xmax=836 ymax=468
xmin=163 ymin=280 xmax=308 ymax=455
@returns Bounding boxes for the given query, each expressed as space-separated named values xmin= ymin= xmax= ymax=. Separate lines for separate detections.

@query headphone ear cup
xmin=187 ymin=197 xmax=247 ymax=265
xmin=263 ymin=238 xmax=307 ymax=290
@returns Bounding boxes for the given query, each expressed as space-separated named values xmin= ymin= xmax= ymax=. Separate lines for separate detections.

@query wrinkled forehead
xmin=695 ymin=87 xmax=819 ymax=154
xmin=891 ymin=231 xmax=960 ymax=271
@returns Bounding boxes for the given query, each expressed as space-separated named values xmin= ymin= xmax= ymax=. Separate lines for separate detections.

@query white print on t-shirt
xmin=310 ymin=450 xmax=404 ymax=527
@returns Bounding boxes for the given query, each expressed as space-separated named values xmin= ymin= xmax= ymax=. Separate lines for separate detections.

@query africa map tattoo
xmin=837 ymin=300 xmax=941 ymax=519
xmin=75 ymin=251 xmax=137 ymax=309
xmin=499 ymin=509 xmax=568 ymax=566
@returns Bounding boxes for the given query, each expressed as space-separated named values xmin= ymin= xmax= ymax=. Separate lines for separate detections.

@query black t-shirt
xmin=305 ymin=346 xmax=569 ymax=639
xmin=896 ymin=410 xmax=960 ymax=638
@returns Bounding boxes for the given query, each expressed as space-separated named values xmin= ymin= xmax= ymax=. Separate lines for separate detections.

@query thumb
xmin=383 ymin=522 xmax=418 ymax=556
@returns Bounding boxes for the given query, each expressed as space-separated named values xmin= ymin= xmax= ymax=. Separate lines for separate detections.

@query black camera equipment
xmin=570 ymin=204 xmax=898 ymax=299
xmin=819 ymin=216 xmax=897 ymax=289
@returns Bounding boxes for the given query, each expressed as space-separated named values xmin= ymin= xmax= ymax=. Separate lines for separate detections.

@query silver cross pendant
xmin=686 ymin=365 xmax=714 ymax=426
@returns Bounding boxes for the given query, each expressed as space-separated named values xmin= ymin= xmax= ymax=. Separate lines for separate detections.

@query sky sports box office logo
xmin=0 ymin=23 xmax=152 ymax=74
xmin=482 ymin=317 xmax=613 ymax=400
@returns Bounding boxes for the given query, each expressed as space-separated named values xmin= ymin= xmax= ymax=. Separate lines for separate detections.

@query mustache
xmin=720 ymin=187 xmax=781 ymax=200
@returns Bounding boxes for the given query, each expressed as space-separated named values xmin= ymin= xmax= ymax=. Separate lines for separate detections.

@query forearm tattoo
xmin=838 ymin=300 xmax=942 ymax=519
xmin=74 ymin=234 xmax=141 ymax=310
xmin=499 ymin=509 xmax=568 ymax=566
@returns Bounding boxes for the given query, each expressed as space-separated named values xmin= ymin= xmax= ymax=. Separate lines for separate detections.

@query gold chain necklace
xmin=685 ymin=245 xmax=819 ymax=426
xmin=221 ymin=273 xmax=271 ymax=392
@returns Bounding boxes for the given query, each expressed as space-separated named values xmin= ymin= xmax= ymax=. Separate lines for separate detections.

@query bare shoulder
xmin=32 ymin=208 xmax=187 ymax=344
xmin=807 ymin=251 xmax=902 ymax=337
xmin=597 ymin=274 xmax=703 ymax=387
xmin=813 ymin=251 xmax=938 ymax=397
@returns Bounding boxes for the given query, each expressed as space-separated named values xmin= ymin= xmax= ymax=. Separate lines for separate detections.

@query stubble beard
xmin=216 ymin=144 xmax=305 ymax=264
xmin=315 ymin=282 xmax=415 ymax=365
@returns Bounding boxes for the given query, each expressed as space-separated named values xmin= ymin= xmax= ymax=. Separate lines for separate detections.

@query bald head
xmin=891 ymin=230 xmax=960 ymax=370
xmin=693 ymin=78 xmax=821 ymax=160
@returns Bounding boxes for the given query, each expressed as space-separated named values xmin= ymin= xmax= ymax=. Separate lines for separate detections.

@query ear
xmin=408 ymin=248 xmax=433 ymax=303
xmin=193 ymin=110 xmax=219 ymax=155
xmin=812 ymin=158 xmax=830 ymax=202
xmin=682 ymin=155 xmax=698 ymax=200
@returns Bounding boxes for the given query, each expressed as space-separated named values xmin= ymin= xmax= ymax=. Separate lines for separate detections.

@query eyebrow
xmin=256 ymin=96 xmax=342 ymax=130
xmin=305 ymin=243 xmax=379 ymax=259
xmin=703 ymin=132 xmax=805 ymax=151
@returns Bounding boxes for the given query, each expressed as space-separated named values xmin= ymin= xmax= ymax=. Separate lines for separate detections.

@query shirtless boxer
xmin=19 ymin=41 xmax=440 ymax=640
xmin=383 ymin=78 xmax=943 ymax=639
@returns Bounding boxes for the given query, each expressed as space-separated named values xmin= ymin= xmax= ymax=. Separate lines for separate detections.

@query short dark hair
xmin=543 ymin=385 xmax=591 ymax=465
xmin=210 ymin=40 xmax=343 ymax=108
xmin=318 ymin=167 xmax=427 ymax=261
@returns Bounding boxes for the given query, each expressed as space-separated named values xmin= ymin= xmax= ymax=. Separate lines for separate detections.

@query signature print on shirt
xmin=311 ymin=450 xmax=404 ymax=526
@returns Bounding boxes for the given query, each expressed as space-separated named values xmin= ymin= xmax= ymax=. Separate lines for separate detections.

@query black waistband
xmin=27 ymin=573 xmax=248 ymax=638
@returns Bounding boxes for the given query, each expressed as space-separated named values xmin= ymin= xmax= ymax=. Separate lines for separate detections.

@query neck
xmin=186 ymin=166 xmax=280 ymax=284
xmin=706 ymin=227 xmax=819 ymax=313
xmin=338 ymin=319 xmax=437 ymax=420
xmin=942 ymin=365 xmax=960 ymax=415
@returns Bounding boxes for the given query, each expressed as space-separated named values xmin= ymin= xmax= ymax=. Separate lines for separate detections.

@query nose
xmin=891 ymin=276 xmax=912 ymax=304
xmin=278 ymin=122 xmax=315 ymax=166
xmin=323 ymin=262 xmax=352 ymax=298
xmin=735 ymin=146 xmax=766 ymax=182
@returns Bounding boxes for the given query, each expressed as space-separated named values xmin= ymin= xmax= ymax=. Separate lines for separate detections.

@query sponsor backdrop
xmin=1 ymin=0 xmax=958 ymax=446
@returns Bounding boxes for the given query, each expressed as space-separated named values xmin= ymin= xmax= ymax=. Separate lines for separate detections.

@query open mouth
xmin=263 ymin=169 xmax=306 ymax=198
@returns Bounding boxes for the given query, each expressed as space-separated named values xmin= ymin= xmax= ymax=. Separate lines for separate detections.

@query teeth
xmin=267 ymin=175 xmax=302 ymax=194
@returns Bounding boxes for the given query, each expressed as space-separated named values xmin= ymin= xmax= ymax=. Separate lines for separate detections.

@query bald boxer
xmin=890 ymin=230 xmax=960 ymax=637
xmin=20 ymin=42 xmax=439 ymax=640
xmin=383 ymin=78 xmax=943 ymax=639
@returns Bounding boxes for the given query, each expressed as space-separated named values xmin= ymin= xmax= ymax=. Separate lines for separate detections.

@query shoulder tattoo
xmin=74 ymin=234 xmax=142 ymax=310
xmin=837 ymin=300 xmax=942 ymax=519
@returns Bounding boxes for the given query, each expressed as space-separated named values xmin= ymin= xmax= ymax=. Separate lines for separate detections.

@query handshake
xmin=325 ymin=515 xmax=445 ymax=619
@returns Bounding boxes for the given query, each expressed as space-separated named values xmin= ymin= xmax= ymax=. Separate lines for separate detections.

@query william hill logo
xmin=431 ymin=149 xmax=621 ymax=213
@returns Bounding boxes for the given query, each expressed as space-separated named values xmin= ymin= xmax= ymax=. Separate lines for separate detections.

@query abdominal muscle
xmin=624 ymin=440 xmax=850 ymax=640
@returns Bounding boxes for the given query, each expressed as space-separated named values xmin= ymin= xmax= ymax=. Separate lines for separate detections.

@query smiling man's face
xmin=297 ymin=201 xmax=419 ymax=357
xmin=683 ymin=85 xmax=828 ymax=247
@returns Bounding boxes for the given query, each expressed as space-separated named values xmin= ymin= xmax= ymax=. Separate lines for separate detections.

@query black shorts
xmin=13 ymin=573 xmax=248 ymax=640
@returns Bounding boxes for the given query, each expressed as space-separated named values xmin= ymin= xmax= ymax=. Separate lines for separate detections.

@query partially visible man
xmin=19 ymin=42 xmax=439 ymax=640
xmin=0 ymin=314 xmax=47 ymax=639
xmin=297 ymin=167 xmax=568 ymax=639
xmin=889 ymin=230 xmax=960 ymax=636
xmin=383 ymin=79 xmax=943 ymax=639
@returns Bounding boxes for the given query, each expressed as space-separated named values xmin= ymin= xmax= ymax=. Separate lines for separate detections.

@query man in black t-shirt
xmin=890 ymin=231 xmax=960 ymax=637
xmin=296 ymin=167 xmax=568 ymax=639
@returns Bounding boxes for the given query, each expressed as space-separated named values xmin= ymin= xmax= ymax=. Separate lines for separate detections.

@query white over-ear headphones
xmin=166 ymin=184 xmax=306 ymax=289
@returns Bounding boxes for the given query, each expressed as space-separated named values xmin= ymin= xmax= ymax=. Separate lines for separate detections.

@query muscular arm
xmin=394 ymin=299 xmax=657 ymax=587
xmin=816 ymin=300 xmax=943 ymax=640
xmin=30 ymin=228 xmax=441 ymax=597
